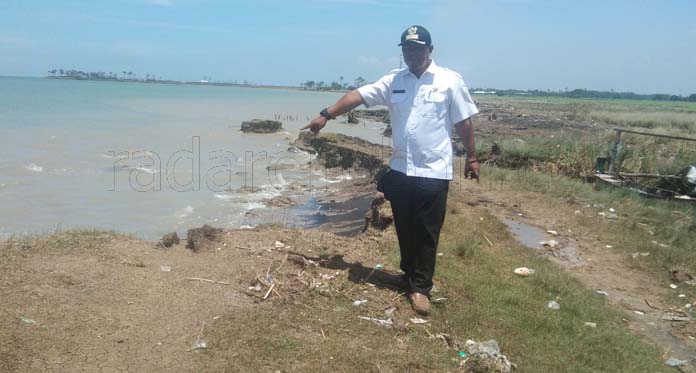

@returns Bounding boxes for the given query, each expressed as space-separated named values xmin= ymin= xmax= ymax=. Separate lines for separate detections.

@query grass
xmin=196 ymin=190 xmax=669 ymax=371
xmin=479 ymin=166 xmax=696 ymax=278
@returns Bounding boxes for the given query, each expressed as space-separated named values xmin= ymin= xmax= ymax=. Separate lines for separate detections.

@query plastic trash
xmin=665 ymin=357 xmax=687 ymax=367
xmin=352 ymin=300 xmax=367 ymax=307
xmin=514 ymin=267 xmax=535 ymax=277
xmin=160 ymin=265 xmax=171 ymax=272
xmin=540 ymin=240 xmax=558 ymax=248
xmin=19 ymin=317 xmax=35 ymax=325
xmin=546 ymin=230 xmax=558 ymax=236
xmin=670 ymin=284 xmax=678 ymax=289
xmin=357 ymin=316 xmax=393 ymax=328
xmin=374 ymin=264 xmax=384 ymax=270
xmin=458 ymin=351 xmax=467 ymax=358
xmin=410 ymin=317 xmax=429 ymax=324
xmin=547 ymin=300 xmax=560 ymax=310
xmin=274 ymin=241 xmax=285 ymax=248
xmin=595 ymin=290 xmax=609 ymax=296
xmin=584 ymin=322 xmax=597 ymax=328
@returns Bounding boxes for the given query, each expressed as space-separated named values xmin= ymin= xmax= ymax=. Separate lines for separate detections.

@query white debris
xmin=546 ymin=230 xmax=558 ymax=236
xmin=352 ymin=300 xmax=367 ymax=307
xmin=634 ymin=310 xmax=645 ymax=315
xmin=274 ymin=241 xmax=285 ymax=248
xmin=670 ymin=284 xmax=678 ymax=289
xmin=595 ymin=290 xmax=609 ymax=296
xmin=584 ymin=322 xmax=597 ymax=328
xmin=547 ymin=300 xmax=561 ymax=310
xmin=513 ymin=267 xmax=535 ymax=277
xmin=605 ymin=245 xmax=613 ymax=249
xmin=678 ymin=294 xmax=686 ymax=298
xmin=160 ymin=265 xmax=171 ymax=272
xmin=540 ymin=240 xmax=558 ymax=248
xmin=410 ymin=317 xmax=429 ymax=324
xmin=357 ymin=316 xmax=393 ymax=328
xmin=609 ymin=208 xmax=615 ymax=212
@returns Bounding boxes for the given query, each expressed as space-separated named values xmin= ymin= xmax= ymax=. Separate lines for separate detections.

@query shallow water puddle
xmin=503 ymin=219 xmax=547 ymax=249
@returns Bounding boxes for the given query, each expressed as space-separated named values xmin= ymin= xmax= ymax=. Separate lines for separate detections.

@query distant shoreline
xmin=44 ymin=75 xmax=349 ymax=93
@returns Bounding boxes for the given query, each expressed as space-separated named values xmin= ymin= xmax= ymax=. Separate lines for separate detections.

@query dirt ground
xmin=0 ymin=226 xmax=408 ymax=372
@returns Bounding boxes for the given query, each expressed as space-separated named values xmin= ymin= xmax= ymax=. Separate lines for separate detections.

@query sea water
xmin=0 ymin=77 xmax=390 ymax=239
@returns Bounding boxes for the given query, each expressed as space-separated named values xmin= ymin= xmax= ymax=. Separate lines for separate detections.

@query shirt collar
xmin=404 ymin=60 xmax=439 ymax=79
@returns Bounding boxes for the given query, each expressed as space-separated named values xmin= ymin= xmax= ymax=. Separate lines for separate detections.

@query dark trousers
xmin=381 ymin=170 xmax=449 ymax=295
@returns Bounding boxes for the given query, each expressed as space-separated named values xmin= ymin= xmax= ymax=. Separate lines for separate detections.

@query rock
xmin=186 ymin=225 xmax=223 ymax=253
xmin=381 ymin=124 xmax=392 ymax=137
xmin=351 ymin=109 xmax=390 ymax=124
xmin=364 ymin=194 xmax=394 ymax=231
xmin=294 ymin=132 xmax=387 ymax=171
xmin=461 ymin=339 xmax=514 ymax=373
xmin=240 ymin=119 xmax=282 ymax=133
xmin=160 ymin=232 xmax=180 ymax=248
xmin=266 ymin=196 xmax=294 ymax=208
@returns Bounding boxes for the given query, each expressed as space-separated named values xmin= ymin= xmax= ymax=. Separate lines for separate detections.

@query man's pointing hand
xmin=300 ymin=116 xmax=328 ymax=134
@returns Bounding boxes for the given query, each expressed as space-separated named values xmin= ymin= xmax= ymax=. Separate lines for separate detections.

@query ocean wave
xmin=25 ymin=163 xmax=43 ymax=173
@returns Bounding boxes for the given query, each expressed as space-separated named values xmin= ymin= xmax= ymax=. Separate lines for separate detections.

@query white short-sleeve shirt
xmin=357 ymin=61 xmax=478 ymax=180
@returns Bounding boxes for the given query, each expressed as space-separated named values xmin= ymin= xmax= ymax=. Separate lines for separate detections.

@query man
xmin=302 ymin=25 xmax=479 ymax=315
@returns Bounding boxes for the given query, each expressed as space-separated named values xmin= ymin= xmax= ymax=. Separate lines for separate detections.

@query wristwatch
xmin=320 ymin=108 xmax=333 ymax=120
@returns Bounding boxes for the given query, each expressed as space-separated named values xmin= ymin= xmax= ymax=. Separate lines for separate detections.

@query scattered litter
xmin=460 ymin=339 xmax=514 ymax=372
xmin=547 ymin=300 xmax=560 ymax=310
xmin=352 ymin=300 xmax=368 ymax=307
xmin=665 ymin=357 xmax=687 ymax=367
xmin=584 ymin=322 xmax=597 ymax=328
xmin=437 ymin=253 xmax=443 ymax=256
xmin=187 ymin=340 xmax=207 ymax=352
xmin=607 ymin=213 xmax=618 ymax=220
xmin=357 ymin=316 xmax=393 ymax=328
xmin=574 ymin=210 xmax=581 ymax=214
xmin=546 ymin=230 xmax=558 ymax=236
xmin=634 ymin=310 xmax=645 ymax=315
xmin=631 ymin=252 xmax=651 ymax=259
xmin=374 ymin=264 xmax=384 ymax=270
xmin=19 ymin=317 xmax=35 ymax=325
xmin=432 ymin=297 xmax=448 ymax=304
xmin=609 ymin=208 xmax=615 ymax=212
xmin=540 ymin=240 xmax=558 ymax=248
xmin=595 ymin=290 xmax=609 ymax=296
xmin=605 ymin=245 xmax=613 ymax=249
xmin=319 ymin=273 xmax=335 ymax=281
xmin=686 ymin=304 xmax=692 ymax=309
xmin=597 ymin=212 xmax=607 ymax=217
xmin=160 ymin=265 xmax=171 ymax=272
xmin=274 ymin=241 xmax=285 ymax=248
xmin=410 ymin=317 xmax=429 ymax=324
xmin=384 ymin=306 xmax=397 ymax=316
xmin=679 ymin=294 xmax=686 ymax=298
xmin=513 ymin=267 xmax=535 ymax=277
xmin=670 ymin=284 xmax=678 ymax=289
xmin=248 ymin=283 xmax=262 ymax=292
xmin=516 ymin=213 xmax=523 ymax=216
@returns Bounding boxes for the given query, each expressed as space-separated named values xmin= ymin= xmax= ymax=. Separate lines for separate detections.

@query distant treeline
xmin=300 ymin=77 xmax=367 ymax=91
xmin=474 ymin=88 xmax=696 ymax=102
xmin=47 ymin=69 xmax=166 ymax=82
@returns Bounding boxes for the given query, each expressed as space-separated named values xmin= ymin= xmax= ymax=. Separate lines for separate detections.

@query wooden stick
xmin=186 ymin=277 xmax=231 ymax=285
xmin=234 ymin=245 xmax=252 ymax=251
xmin=263 ymin=283 xmax=275 ymax=300
xmin=320 ymin=327 xmax=326 ymax=339
xmin=482 ymin=234 xmax=494 ymax=247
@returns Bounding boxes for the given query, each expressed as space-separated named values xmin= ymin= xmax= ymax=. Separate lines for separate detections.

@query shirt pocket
xmin=423 ymin=91 xmax=447 ymax=118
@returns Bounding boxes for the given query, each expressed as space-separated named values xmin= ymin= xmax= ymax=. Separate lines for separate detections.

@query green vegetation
xmin=475 ymin=87 xmax=696 ymax=102
xmin=301 ymin=76 xmax=367 ymax=91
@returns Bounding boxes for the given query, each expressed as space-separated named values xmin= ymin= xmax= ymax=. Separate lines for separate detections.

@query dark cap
xmin=398 ymin=25 xmax=432 ymax=46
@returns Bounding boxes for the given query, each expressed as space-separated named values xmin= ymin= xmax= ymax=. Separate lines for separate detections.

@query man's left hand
xmin=465 ymin=158 xmax=480 ymax=182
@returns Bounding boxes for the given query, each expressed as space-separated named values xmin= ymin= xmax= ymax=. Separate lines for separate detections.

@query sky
xmin=1 ymin=0 xmax=695 ymax=94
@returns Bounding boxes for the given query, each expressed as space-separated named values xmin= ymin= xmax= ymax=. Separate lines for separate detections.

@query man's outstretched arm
xmin=301 ymin=90 xmax=365 ymax=134
xmin=454 ymin=117 xmax=479 ymax=181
